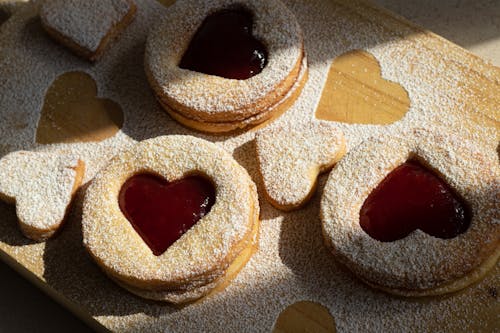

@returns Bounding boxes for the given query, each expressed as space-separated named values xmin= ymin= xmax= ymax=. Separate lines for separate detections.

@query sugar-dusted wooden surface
xmin=0 ymin=0 xmax=498 ymax=332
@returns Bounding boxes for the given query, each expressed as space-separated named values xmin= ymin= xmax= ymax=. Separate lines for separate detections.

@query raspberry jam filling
xmin=360 ymin=160 xmax=471 ymax=242
xmin=119 ymin=174 xmax=216 ymax=256
xmin=179 ymin=8 xmax=268 ymax=80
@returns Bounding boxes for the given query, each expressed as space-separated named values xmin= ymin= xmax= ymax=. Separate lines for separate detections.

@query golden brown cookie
xmin=144 ymin=0 xmax=306 ymax=133
xmin=40 ymin=0 xmax=136 ymax=61
xmin=321 ymin=129 xmax=499 ymax=296
xmin=256 ymin=121 xmax=346 ymax=211
xmin=82 ymin=135 xmax=260 ymax=303
xmin=0 ymin=151 xmax=85 ymax=241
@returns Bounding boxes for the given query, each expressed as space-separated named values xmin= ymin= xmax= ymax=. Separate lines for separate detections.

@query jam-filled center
xmin=119 ymin=174 xmax=216 ymax=256
xmin=179 ymin=8 xmax=268 ymax=80
xmin=359 ymin=160 xmax=471 ymax=242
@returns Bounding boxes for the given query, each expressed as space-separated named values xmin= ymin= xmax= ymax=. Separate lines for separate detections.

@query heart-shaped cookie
xmin=119 ymin=174 xmax=216 ymax=256
xmin=256 ymin=121 xmax=345 ymax=211
xmin=179 ymin=8 xmax=267 ymax=80
xmin=0 ymin=151 xmax=85 ymax=241
xmin=273 ymin=301 xmax=336 ymax=333
xmin=36 ymin=71 xmax=124 ymax=144
xmin=40 ymin=0 xmax=136 ymax=61
xmin=316 ymin=50 xmax=410 ymax=125
xmin=360 ymin=160 xmax=470 ymax=242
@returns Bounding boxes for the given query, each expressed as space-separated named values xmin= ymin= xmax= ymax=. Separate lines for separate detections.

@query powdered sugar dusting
xmin=82 ymin=135 xmax=259 ymax=303
xmin=256 ymin=121 xmax=345 ymax=209
xmin=321 ymin=129 xmax=499 ymax=292
xmin=145 ymin=0 xmax=303 ymax=122
xmin=40 ymin=0 xmax=133 ymax=52
xmin=0 ymin=0 xmax=498 ymax=332
xmin=0 ymin=151 xmax=81 ymax=240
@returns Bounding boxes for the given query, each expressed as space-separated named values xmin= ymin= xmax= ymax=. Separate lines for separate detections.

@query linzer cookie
xmin=256 ymin=121 xmax=345 ymax=211
xmin=40 ymin=0 xmax=137 ymax=61
xmin=144 ymin=0 xmax=307 ymax=133
xmin=82 ymin=135 xmax=260 ymax=303
xmin=0 ymin=151 xmax=85 ymax=241
xmin=320 ymin=129 xmax=500 ymax=296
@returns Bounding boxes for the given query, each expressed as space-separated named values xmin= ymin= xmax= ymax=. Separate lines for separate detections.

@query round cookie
xmin=82 ymin=135 xmax=260 ymax=303
xmin=320 ymin=129 xmax=499 ymax=296
xmin=162 ymin=57 xmax=308 ymax=134
xmin=144 ymin=0 xmax=306 ymax=133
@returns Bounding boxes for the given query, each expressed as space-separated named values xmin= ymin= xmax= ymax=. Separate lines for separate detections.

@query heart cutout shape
xmin=156 ymin=0 xmax=176 ymax=7
xmin=179 ymin=8 xmax=268 ymax=80
xmin=0 ymin=151 xmax=84 ymax=241
xmin=118 ymin=174 xmax=216 ymax=256
xmin=273 ymin=301 xmax=337 ymax=333
xmin=360 ymin=160 xmax=471 ymax=242
xmin=316 ymin=50 xmax=410 ymax=125
xmin=256 ymin=121 xmax=345 ymax=211
xmin=36 ymin=71 xmax=124 ymax=144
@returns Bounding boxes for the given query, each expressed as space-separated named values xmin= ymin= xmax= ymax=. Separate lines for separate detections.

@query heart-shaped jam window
xmin=179 ymin=8 xmax=267 ymax=80
xmin=360 ymin=160 xmax=471 ymax=242
xmin=119 ymin=174 xmax=216 ymax=256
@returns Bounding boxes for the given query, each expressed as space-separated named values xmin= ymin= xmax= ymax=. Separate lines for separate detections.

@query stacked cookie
xmin=145 ymin=0 xmax=307 ymax=133
xmin=82 ymin=136 xmax=260 ymax=303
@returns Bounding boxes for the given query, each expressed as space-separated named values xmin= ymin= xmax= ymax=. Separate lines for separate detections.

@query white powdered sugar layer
xmin=0 ymin=0 xmax=498 ymax=332
xmin=40 ymin=0 xmax=133 ymax=52
xmin=0 ymin=151 xmax=80 ymax=236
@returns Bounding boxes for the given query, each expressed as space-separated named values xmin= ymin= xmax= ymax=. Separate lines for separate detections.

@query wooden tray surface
xmin=0 ymin=0 xmax=498 ymax=332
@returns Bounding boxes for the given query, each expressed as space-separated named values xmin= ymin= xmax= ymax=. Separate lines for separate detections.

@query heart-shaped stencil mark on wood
xmin=316 ymin=50 xmax=410 ymax=125
xmin=273 ymin=301 xmax=336 ymax=333
xmin=119 ymin=174 xmax=216 ymax=256
xmin=156 ymin=0 xmax=176 ymax=7
xmin=256 ymin=121 xmax=345 ymax=211
xmin=36 ymin=71 xmax=124 ymax=144
xmin=360 ymin=160 xmax=471 ymax=242
xmin=179 ymin=8 xmax=268 ymax=80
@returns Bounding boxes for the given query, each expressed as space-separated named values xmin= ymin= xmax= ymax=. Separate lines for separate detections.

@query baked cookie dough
xmin=40 ymin=0 xmax=136 ymax=61
xmin=82 ymin=135 xmax=260 ymax=303
xmin=321 ymin=129 xmax=499 ymax=296
xmin=145 ymin=0 xmax=307 ymax=133
xmin=0 ymin=151 xmax=85 ymax=241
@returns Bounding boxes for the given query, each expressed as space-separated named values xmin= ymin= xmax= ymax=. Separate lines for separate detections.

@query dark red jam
xmin=359 ymin=161 xmax=470 ymax=242
xmin=119 ymin=174 xmax=216 ymax=256
xmin=179 ymin=8 xmax=268 ymax=80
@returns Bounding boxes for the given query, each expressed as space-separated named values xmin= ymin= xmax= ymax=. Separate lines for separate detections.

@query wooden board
xmin=0 ymin=0 xmax=498 ymax=332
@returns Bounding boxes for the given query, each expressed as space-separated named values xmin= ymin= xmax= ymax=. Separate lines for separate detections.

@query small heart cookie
xmin=256 ymin=121 xmax=346 ymax=211
xmin=0 ymin=151 xmax=85 ymax=241
xmin=40 ymin=0 xmax=137 ymax=61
